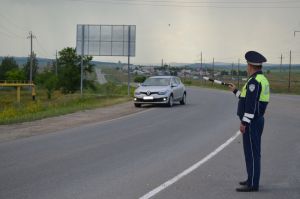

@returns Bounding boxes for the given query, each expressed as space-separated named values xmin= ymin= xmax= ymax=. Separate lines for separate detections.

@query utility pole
xmin=200 ymin=52 xmax=203 ymax=74
xmin=288 ymin=50 xmax=292 ymax=92
xmin=55 ymin=50 xmax=58 ymax=76
xmin=231 ymin=62 xmax=234 ymax=80
xmin=27 ymin=31 xmax=36 ymax=83
xmin=212 ymin=58 xmax=214 ymax=85
xmin=80 ymin=25 xmax=85 ymax=97
xmin=127 ymin=26 xmax=131 ymax=96
xmin=204 ymin=58 xmax=207 ymax=76
xmin=280 ymin=54 xmax=283 ymax=73
xmin=237 ymin=59 xmax=240 ymax=89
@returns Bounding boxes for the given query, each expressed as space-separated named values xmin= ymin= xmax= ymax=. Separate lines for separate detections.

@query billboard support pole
xmin=76 ymin=25 xmax=136 ymax=97
xmin=127 ymin=26 xmax=131 ymax=96
xmin=80 ymin=25 xmax=85 ymax=97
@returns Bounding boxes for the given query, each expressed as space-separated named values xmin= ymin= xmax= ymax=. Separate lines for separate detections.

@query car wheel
xmin=180 ymin=93 xmax=186 ymax=105
xmin=168 ymin=95 xmax=174 ymax=107
xmin=134 ymin=103 xmax=141 ymax=107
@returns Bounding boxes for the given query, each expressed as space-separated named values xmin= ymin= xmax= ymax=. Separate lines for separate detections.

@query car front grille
xmin=136 ymin=97 xmax=166 ymax=102
xmin=140 ymin=92 xmax=158 ymax=95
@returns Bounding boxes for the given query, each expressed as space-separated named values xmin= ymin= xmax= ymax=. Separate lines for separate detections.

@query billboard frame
xmin=76 ymin=24 xmax=136 ymax=96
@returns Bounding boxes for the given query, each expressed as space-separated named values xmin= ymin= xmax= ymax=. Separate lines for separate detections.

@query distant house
xmin=181 ymin=69 xmax=191 ymax=74
xmin=214 ymin=72 xmax=221 ymax=77
xmin=122 ymin=64 xmax=136 ymax=71
xmin=132 ymin=70 xmax=145 ymax=75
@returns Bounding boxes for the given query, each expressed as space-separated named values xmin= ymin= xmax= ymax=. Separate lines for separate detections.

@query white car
xmin=133 ymin=76 xmax=186 ymax=107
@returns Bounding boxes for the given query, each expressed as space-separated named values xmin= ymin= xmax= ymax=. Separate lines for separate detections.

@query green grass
xmin=0 ymin=85 xmax=134 ymax=125
xmin=265 ymin=71 xmax=300 ymax=94
xmin=101 ymin=67 xmax=128 ymax=84
xmin=101 ymin=67 xmax=140 ymax=84
xmin=101 ymin=67 xmax=300 ymax=94
xmin=183 ymin=71 xmax=300 ymax=95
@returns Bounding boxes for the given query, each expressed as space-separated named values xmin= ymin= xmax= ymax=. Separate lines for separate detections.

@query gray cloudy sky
xmin=1 ymin=0 xmax=300 ymax=65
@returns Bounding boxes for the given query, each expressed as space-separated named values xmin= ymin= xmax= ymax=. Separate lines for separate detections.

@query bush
xmin=36 ymin=71 xmax=58 ymax=99
xmin=5 ymin=69 xmax=26 ymax=81
xmin=134 ymin=76 xmax=146 ymax=83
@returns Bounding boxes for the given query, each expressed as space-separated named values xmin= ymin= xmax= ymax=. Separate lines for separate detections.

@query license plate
xmin=143 ymin=96 xmax=154 ymax=100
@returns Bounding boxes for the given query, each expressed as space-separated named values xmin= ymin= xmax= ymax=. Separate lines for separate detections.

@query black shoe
xmin=239 ymin=180 xmax=248 ymax=186
xmin=236 ymin=186 xmax=259 ymax=192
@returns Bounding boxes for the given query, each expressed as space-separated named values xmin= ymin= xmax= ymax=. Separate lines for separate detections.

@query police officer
xmin=228 ymin=51 xmax=270 ymax=192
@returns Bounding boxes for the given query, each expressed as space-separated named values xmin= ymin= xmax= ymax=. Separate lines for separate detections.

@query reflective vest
xmin=240 ymin=74 xmax=270 ymax=102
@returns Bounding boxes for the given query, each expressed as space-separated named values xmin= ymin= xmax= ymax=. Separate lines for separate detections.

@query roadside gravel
xmin=0 ymin=102 xmax=146 ymax=143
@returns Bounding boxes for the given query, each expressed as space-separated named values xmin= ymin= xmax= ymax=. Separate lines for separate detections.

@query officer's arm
xmin=242 ymin=79 xmax=260 ymax=126
xmin=232 ymin=89 xmax=241 ymax=99
xmin=228 ymin=83 xmax=241 ymax=98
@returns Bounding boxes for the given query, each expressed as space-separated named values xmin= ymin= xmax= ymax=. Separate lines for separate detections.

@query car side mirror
xmin=171 ymin=83 xmax=177 ymax=88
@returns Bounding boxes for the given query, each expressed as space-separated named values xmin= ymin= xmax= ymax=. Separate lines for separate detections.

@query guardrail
xmin=0 ymin=80 xmax=36 ymax=102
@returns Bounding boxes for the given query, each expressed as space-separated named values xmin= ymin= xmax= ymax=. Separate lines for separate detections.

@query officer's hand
xmin=228 ymin=83 xmax=236 ymax=92
xmin=240 ymin=123 xmax=246 ymax=134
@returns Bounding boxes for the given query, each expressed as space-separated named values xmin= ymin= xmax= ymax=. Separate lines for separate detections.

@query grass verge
xmin=183 ymin=74 xmax=300 ymax=95
xmin=0 ymin=90 xmax=132 ymax=125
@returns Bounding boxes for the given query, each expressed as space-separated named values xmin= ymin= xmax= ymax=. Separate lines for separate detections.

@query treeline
xmin=0 ymin=47 xmax=94 ymax=99
xmin=0 ymin=54 xmax=38 ymax=82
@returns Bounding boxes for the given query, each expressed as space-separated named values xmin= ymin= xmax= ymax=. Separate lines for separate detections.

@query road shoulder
xmin=0 ymin=101 xmax=145 ymax=143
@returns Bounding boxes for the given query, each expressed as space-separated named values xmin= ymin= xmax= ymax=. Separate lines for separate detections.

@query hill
xmin=0 ymin=56 xmax=53 ymax=68
xmin=1 ymin=56 xmax=299 ymax=71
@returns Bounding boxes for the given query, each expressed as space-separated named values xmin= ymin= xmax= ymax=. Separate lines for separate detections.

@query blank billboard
xmin=76 ymin=25 xmax=136 ymax=57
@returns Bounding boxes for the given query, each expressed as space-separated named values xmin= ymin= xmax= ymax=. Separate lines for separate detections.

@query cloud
xmin=0 ymin=0 xmax=300 ymax=64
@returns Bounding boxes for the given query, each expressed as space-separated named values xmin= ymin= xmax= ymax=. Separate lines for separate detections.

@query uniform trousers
xmin=243 ymin=116 xmax=264 ymax=189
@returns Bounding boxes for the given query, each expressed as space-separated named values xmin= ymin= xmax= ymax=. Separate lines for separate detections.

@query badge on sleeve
xmin=249 ymin=84 xmax=256 ymax=92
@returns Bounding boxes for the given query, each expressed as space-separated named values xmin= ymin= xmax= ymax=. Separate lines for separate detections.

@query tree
xmin=240 ymin=70 xmax=247 ymax=77
xmin=0 ymin=56 xmax=19 ymax=80
xmin=231 ymin=70 xmax=237 ymax=76
xmin=221 ymin=70 xmax=229 ymax=76
xmin=134 ymin=76 xmax=146 ymax=83
xmin=23 ymin=52 xmax=38 ymax=82
xmin=44 ymin=75 xmax=58 ymax=99
xmin=57 ymin=47 xmax=94 ymax=93
xmin=36 ymin=71 xmax=58 ymax=99
xmin=5 ymin=69 xmax=26 ymax=81
xmin=170 ymin=70 xmax=178 ymax=76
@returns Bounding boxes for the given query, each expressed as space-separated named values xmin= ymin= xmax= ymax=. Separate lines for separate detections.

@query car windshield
xmin=142 ymin=78 xmax=170 ymax=86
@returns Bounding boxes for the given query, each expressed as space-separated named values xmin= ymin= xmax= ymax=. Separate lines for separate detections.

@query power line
xmin=71 ymin=0 xmax=300 ymax=8
xmin=34 ymin=37 xmax=54 ymax=58
xmin=72 ymin=0 xmax=300 ymax=4
xmin=0 ymin=22 xmax=25 ymax=39
xmin=0 ymin=13 xmax=29 ymax=32
xmin=0 ymin=30 xmax=16 ymax=39
xmin=0 ymin=13 xmax=29 ymax=44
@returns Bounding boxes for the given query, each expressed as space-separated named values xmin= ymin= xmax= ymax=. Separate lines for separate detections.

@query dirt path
xmin=0 ymin=102 xmax=147 ymax=143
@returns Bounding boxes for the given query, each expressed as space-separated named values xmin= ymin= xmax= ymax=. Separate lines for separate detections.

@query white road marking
xmin=139 ymin=131 xmax=241 ymax=199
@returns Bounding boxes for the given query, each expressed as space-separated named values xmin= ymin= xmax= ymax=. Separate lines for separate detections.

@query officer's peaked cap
xmin=245 ymin=51 xmax=267 ymax=66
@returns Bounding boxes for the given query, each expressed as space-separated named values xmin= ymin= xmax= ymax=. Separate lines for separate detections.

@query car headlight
xmin=134 ymin=91 xmax=141 ymax=95
xmin=158 ymin=90 xmax=168 ymax=95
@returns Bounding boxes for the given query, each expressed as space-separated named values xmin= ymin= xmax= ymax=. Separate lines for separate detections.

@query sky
xmin=0 ymin=0 xmax=300 ymax=65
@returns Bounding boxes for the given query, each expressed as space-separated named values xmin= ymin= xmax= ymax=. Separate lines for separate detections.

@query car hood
xmin=136 ymin=86 xmax=170 ymax=92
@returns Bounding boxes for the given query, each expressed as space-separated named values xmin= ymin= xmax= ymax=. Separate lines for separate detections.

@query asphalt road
xmin=0 ymin=87 xmax=299 ymax=199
